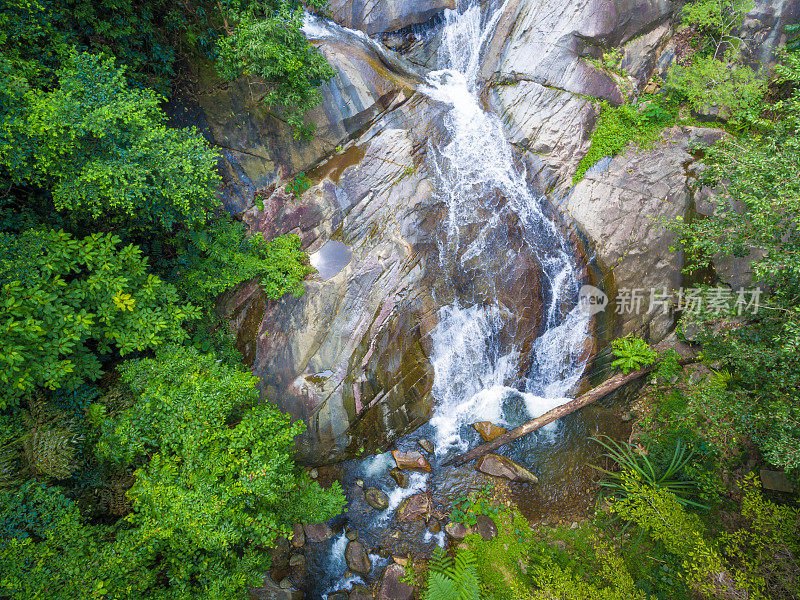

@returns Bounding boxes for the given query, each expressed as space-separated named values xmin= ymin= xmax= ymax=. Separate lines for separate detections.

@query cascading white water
xmin=423 ymin=0 xmax=592 ymax=454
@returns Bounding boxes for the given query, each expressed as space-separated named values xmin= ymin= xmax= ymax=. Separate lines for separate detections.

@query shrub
xmin=611 ymin=336 xmax=658 ymax=374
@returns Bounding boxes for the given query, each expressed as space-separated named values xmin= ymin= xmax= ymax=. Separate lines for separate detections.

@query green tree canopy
xmin=0 ymin=229 xmax=199 ymax=406
xmin=1 ymin=52 xmax=220 ymax=232
xmin=215 ymin=0 xmax=335 ymax=137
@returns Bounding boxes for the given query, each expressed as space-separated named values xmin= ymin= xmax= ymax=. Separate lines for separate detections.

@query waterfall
xmin=423 ymin=0 xmax=592 ymax=454
xmin=304 ymin=2 xmax=594 ymax=595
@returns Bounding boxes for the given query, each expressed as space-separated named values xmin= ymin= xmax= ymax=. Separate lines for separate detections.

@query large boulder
xmin=327 ymin=0 xmax=455 ymax=35
xmin=476 ymin=453 xmax=539 ymax=484
xmin=378 ymin=563 xmax=414 ymax=600
xmin=173 ymin=19 xmax=419 ymax=214
xmin=480 ymin=0 xmax=676 ymax=190
xmin=391 ymin=450 xmax=431 ymax=473
xmin=397 ymin=493 xmax=431 ymax=523
xmin=345 ymin=540 xmax=373 ymax=575
xmin=563 ymin=126 xmax=726 ymax=341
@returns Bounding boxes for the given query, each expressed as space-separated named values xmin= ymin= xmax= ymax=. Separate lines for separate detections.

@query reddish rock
xmin=391 ymin=450 xmax=431 ymax=473
xmin=378 ymin=563 xmax=414 ymax=600
xmin=303 ymin=522 xmax=333 ymax=543
xmin=397 ymin=493 xmax=430 ymax=523
xmin=471 ymin=421 xmax=507 ymax=442
xmin=476 ymin=453 xmax=538 ymax=484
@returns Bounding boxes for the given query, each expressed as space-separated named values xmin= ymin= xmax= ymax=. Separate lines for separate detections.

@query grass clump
xmin=573 ymin=98 xmax=676 ymax=184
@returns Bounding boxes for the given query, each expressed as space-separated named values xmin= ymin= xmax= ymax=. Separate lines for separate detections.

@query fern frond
xmin=425 ymin=572 xmax=460 ymax=600
xmin=429 ymin=546 xmax=455 ymax=576
xmin=22 ymin=428 xmax=77 ymax=479
xmin=453 ymin=550 xmax=481 ymax=600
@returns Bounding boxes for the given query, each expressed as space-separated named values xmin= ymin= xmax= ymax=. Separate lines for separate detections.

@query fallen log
xmin=442 ymin=357 xmax=696 ymax=467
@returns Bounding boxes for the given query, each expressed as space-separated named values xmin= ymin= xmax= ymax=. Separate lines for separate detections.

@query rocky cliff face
xmin=181 ymin=0 xmax=798 ymax=463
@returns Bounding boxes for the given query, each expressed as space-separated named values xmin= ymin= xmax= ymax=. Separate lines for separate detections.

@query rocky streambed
xmin=168 ymin=0 xmax=798 ymax=597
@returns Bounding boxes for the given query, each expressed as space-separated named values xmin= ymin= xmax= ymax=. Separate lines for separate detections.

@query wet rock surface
xmin=397 ymin=493 xmax=431 ymax=523
xmin=389 ymin=468 xmax=409 ymax=488
xmin=349 ymin=585 xmax=374 ymax=600
xmin=476 ymin=453 xmax=539 ymax=484
xmin=378 ymin=563 xmax=414 ymax=600
xmin=391 ymin=450 xmax=432 ymax=473
xmin=303 ymin=523 xmax=333 ymax=543
xmin=345 ymin=540 xmax=373 ymax=574
xmin=327 ymin=0 xmax=455 ymax=35
xmin=365 ymin=487 xmax=390 ymax=510
xmin=472 ymin=421 xmax=507 ymax=442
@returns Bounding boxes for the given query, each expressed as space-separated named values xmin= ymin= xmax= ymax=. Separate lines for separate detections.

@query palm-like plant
xmin=592 ymin=436 xmax=708 ymax=509
xmin=425 ymin=547 xmax=482 ymax=600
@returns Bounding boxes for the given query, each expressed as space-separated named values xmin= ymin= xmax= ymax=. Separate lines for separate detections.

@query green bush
xmin=611 ymin=336 xmax=658 ymax=374
xmin=574 ymin=99 xmax=676 ymax=183
xmin=215 ymin=0 xmax=335 ymax=138
xmin=1 ymin=52 xmax=220 ymax=232
xmin=0 ymin=229 xmax=198 ymax=406
xmin=593 ymin=436 xmax=709 ymax=509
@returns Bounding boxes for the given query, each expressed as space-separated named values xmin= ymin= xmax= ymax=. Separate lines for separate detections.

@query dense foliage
xmin=0 ymin=0 xmax=341 ymax=597
xmin=0 ymin=229 xmax=197 ymax=405
xmin=215 ymin=0 xmax=335 ymax=138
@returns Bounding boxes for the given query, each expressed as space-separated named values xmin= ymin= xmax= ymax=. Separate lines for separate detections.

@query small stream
xmin=302 ymin=2 xmax=619 ymax=596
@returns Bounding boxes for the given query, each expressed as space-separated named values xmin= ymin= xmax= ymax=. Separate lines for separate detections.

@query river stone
xmin=349 ymin=585 xmax=374 ymax=600
xmin=475 ymin=514 xmax=498 ymax=541
xmin=346 ymin=529 xmax=358 ymax=541
xmin=417 ymin=438 xmax=435 ymax=454
xmin=476 ymin=454 xmax=539 ymax=484
xmin=444 ymin=522 xmax=468 ymax=540
xmin=389 ymin=467 xmax=409 ymax=488
xmin=397 ymin=493 xmax=430 ymax=523
xmin=378 ymin=563 xmax=414 ymax=600
xmin=303 ymin=523 xmax=333 ymax=543
xmin=472 ymin=421 xmax=507 ymax=442
xmin=327 ymin=0 xmax=455 ymax=35
xmin=391 ymin=450 xmax=431 ymax=473
xmin=760 ymin=469 xmax=795 ymax=493
xmin=290 ymin=524 xmax=305 ymax=548
xmin=365 ymin=487 xmax=390 ymax=510
xmin=345 ymin=540 xmax=372 ymax=575
xmin=249 ymin=575 xmax=304 ymax=600
xmin=427 ymin=517 xmax=441 ymax=534
xmin=328 ymin=592 xmax=349 ymax=600
xmin=288 ymin=554 xmax=306 ymax=568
